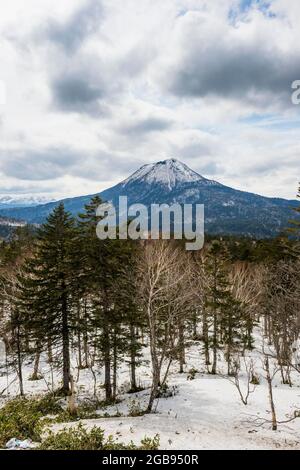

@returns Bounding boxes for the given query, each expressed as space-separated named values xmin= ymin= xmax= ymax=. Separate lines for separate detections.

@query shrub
xmin=0 ymin=395 xmax=62 ymax=447
xmin=156 ymin=383 xmax=178 ymax=398
xmin=0 ymin=396 xmax=160 ymax=450
xmin=28 ymin=373 xmax=44 ymax=381
xmin=250 ymin=373 xmax=260 ymax=385
xmin=39 ymin=424 xmax=160 ymax=450
xmin=187 ymin=368 xmax=198 ymax=381
xmin=128 ymin=398 xmax=145 ymax=417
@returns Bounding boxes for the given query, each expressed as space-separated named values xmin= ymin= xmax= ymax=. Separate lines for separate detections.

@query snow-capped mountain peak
xmin=121 ymin=158 xmax=209 ymax=190
xmin=0 ymin=158 xmax=296 ymax=238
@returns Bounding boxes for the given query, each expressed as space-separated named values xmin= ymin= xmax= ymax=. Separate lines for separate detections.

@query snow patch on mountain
xmin=0 ymin=194 xmax=55 ymax=209
xmin=121 ymin=158 xmax=215 ymax=191
xmin=0 ymin=217 xmax=26 ymax=227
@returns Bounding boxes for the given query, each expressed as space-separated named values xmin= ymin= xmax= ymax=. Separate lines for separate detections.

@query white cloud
xmin=0 ymin=0 xmax=299 ymax=201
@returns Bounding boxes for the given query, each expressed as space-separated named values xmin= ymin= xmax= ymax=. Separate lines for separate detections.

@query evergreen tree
xmin=287 ymin=183 xmax=300 ymax=259
xmin=78 ymin=197 xmax=141 ymax=400
xmin=78 ymin=196 xmax=113 ymax=401
xmin=0 ymin=226 xmax=34 ymax=395
xmin=288 ymin=183 xmax=300 ymax=238
xmin=204 ymin=241 xmax=226 ymax=374
xmin=205 ymin=241 xmax=242 ymax=375
xmin=221 ymin=295 xmax=243 ymax=375
xmin=18 ymin=203 xmax=77 ymax=395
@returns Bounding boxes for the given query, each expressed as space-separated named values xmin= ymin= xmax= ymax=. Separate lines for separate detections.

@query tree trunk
xmin=77 ymin=331 xmax=83 ymax=369
xmin=178 ymin=318 xmax=185 ymax=373
xmin=16 ymin=326 xmax=24 ymax=397
xmin=83 ymin=300 xmax=89 ymax=368
xmin=103 ymin=307 xmax=112 ymax=402
xmin=211 ymin=311 xmax=218 ymax=374
xmin=192 ymin=311 xmax=198 ymax=339
xmin=202 ymin=310 xmax=210 ymax=366
xmin=265 ymin=356 xmax=277 ymax=431
xmin=147 ymin=304 xmax=160 ymax=413
xmin=112 ymin=328 xmax=117 ymax=401
xmin=211 ymin=256 xmax=218 ymax=375
xmin=31 ymin=349 xmax=41 ymax=380
xmin=227 ymin=313 xmax=233 ymax=376
xmin=47 ymin=339 xmax=53 ymax=364
xmin=67 ymin=374 xmax=77 ymax=416
xmin=61 ymin=285 xmax=71 ymax=395
xmin=147 ymin=352 xmax=160 ymax=413
xmin=130 ymin=323 xmax=137 ymax=392
xmin=246 ymin=314 xmax=253 ymax=349
xmin=76 ymin=302 xmax=83 ymax=369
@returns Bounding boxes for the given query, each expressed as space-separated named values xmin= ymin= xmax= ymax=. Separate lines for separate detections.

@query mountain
xmin=0 ymin=194 xmax=54 ymax=209
xmin=0 ymin=158 xmax=298 ymax=238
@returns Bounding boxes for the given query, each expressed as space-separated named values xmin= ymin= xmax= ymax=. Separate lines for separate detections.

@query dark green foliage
xmin=156 ymin=383 xmax=179 ymax=398
xmin=39 ymin=424 xmax=160 ymax=450
xmin=0 ymin=395 xmax=62 ymax=447
xmin=17 ymin=204 xmax=78 ymax=394
xmin=286 ymin=183 xmax=300 ymax=260
xmin=203 ymin=241 xmax=246 ymax=374
xmin=0 ymin=397 xmax=160 ymax=450
xmin=78 ymin=197 xmax=143 ymax=400
xmin=187 ymin=368 xmax=198 ymax=380
xmin=250 ymin=373 xmax=260 ymax=385
xmin=287 ymin=183 xmax=300 ymax=240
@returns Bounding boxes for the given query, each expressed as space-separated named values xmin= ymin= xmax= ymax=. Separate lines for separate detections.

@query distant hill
xmin=0 ymin=195 xmax=54 ymax=209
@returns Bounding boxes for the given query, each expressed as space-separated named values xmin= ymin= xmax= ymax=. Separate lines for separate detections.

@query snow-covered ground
xmin=1 ymin=340 xmax=300 ymax=450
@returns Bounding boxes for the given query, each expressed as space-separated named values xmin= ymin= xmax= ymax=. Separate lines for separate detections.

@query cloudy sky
xmin=0 ymin=0 xmax=299 ymax=201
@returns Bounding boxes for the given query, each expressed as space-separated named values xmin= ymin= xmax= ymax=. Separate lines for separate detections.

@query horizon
xmin=1 ymin=157 xmax=298 ymax=206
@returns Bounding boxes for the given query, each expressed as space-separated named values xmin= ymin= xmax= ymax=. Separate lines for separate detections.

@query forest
xmin=0 ymin=187 xmax=299 ymax=450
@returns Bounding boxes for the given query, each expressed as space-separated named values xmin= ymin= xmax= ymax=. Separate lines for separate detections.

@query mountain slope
xmin=0 ymin=158 xmax=297 ymax=238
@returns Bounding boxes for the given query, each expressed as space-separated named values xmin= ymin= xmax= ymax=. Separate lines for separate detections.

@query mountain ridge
xmin=0 ymin=158 xmax=297 ymax=238
xmin=0 ymin=194 xmax=55 ymax=209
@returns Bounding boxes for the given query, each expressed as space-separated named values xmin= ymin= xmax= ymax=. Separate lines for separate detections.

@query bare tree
xmin=261 ymin=340 xmax=281 ymax=431
xmin=230 ymin=262 xmax=265 ymax=351
xmin=189 ymin=250 xmax=210 ymax=366
xmin=264 ymin=260 xmax=300 ymax=386
xmin=138 ymin=241 xmax=191 ymax=412
xmin=225 ymin=357 xmax=257 ymax=405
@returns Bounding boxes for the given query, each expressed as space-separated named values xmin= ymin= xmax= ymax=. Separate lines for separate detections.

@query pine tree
xmin=204 ymin=241 xmax=242 ymax=375
xmin=222 ymin=295 xmax=243 ymax=376
xmin=288 ymin=183 xmax=300 ymax=237
xmin=113 ymin=239 xmax=144 ymax=394
xmin=204 ymin=241 xmax=224 ymax=374
xmin=78 ymin=197 xmax=140 ymax=401
xmin=0 ymin=226 xmax=34 ymax=395
xmin=287 ymin=183 xmax=300 ymax=258
xmin=18 ymin=203 xmax=77 ymax=395
xmin=78 ymin=196 xmax=113 ymax=401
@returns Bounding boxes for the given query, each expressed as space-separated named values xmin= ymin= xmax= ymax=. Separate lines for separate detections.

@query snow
xmin=121 ymin=159 xmax=208 ymax=191
xmin=222 ymin=200 xmax=235 ymax=207
xmin=6 ymin=438 xmax=36 ymax=449
xmin=0 ymin=194 xmax=55 ymax=209
xmin=1 ymin=336 xmax=300 ymax=450
xmin=0 ymin=218 xmax=27 ymax=227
